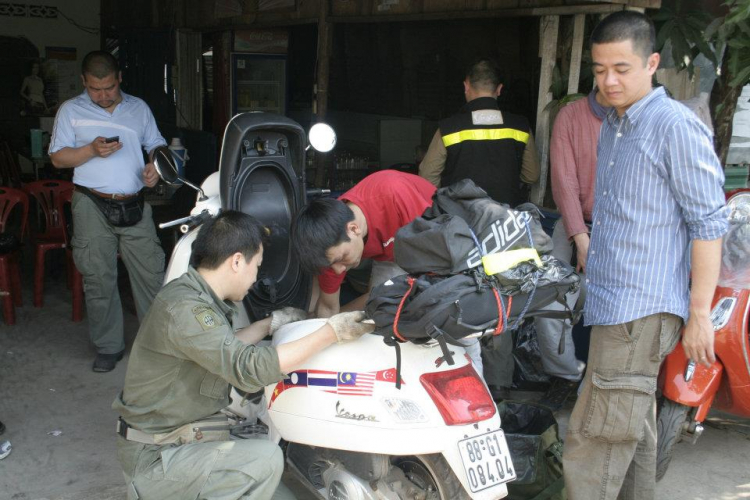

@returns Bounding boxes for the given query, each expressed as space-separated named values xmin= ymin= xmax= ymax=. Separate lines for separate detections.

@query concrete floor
xmin=1 ymin=257 xmax=749 ymax=500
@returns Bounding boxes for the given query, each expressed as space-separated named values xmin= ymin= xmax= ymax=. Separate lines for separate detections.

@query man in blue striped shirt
xmin=562 ymin=12 xmax=728 ymax=500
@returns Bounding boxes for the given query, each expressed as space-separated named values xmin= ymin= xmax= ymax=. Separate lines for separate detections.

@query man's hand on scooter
xmin=327 ymin=311 xmax=376 ymax=343
xmin=682 ymin=312 xmax=716 ymax=368
xmin=269 ymin=307 xmax=308 ymax=335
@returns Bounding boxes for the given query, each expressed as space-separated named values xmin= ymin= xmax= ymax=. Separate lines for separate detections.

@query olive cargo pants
xmin=71 ymin=192 xmax=165 ymax=354
xmin=118 ymin=436 xmax=294 ymax=499
xmin=563 ymin=313 xmax=682 ymax=500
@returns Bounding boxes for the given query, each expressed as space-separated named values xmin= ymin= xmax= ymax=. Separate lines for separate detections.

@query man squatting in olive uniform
xmin=113 ymin=211 xmax=375 ymax=499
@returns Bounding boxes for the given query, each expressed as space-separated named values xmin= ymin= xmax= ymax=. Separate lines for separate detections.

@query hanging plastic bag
xmin=512 ymin=319 xmax=551 ymax=388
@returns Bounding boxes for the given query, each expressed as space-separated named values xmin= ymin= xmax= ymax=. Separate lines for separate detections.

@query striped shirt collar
xmin=606 ymin=86 xmax=666 ymax=125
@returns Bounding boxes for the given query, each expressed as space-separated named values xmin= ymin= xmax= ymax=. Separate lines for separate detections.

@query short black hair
xmin=191 ymin=211 xmax=268 ymax=270
xmin=291 ymin=198 xmax=355 ymax=274
xmin=465 ymin=58 xmax=504 ymax=93
xmin=81 ymin=51 xmax=119 ymax=79
xmin=590 ymin=11 xmax=656 ymax=63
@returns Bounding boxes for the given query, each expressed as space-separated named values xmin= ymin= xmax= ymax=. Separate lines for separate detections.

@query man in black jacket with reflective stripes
xmin=419 ymin=58 xmax=540 ymax=400
xmin=419 ymin=58 xmax=540 ymax=207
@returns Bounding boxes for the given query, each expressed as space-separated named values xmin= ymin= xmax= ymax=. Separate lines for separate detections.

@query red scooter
xmin=656 ymin=189 xmax=750 ymax=481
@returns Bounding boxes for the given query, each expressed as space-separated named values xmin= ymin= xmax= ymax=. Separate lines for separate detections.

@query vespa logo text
xmin=335 ymin=401 xmax=378 ymax=422
xmin=466 ymin=211 xmax=531 ymax=268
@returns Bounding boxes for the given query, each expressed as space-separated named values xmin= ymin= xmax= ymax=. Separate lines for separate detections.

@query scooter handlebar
xmin=306 ymin=188 xmax=331 ymax=198
xmin=159 ymin=210 xmax=213 ymax=233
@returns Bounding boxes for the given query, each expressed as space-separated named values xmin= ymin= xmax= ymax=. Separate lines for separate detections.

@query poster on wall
xmin=234 ymin=29 xmax=289 ymax=54
xmin=44 ymin=46 xmax=79 ymax=107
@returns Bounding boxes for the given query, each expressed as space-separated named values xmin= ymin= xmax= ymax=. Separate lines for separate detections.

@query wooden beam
xmin=330 ymin=3 xmax=622 ymax=22
xmin=567 ymin=13 xmax=585 ymax=94
xmin=314 ymin=0 xmax=333 ymax=188
xmin=531 ymin=15 xmax=559 ymax=207
xmin=212 ymin=31 xmax=232 ymax=140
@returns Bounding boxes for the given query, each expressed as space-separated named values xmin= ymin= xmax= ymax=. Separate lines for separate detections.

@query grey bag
xmin=394 ymin=180 xmax=552 ymax=274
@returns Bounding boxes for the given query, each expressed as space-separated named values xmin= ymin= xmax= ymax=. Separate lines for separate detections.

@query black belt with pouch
xmin=75 ymin=185 xmax=144 ymax=227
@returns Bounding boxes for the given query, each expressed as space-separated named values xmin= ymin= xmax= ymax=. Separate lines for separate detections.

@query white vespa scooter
xmin=152 ymin=113 xmax=516 ymax=500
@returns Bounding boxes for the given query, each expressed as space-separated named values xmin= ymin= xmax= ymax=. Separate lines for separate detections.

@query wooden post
xmin=176 ymin=29 xmax=202 ymax=130
xmin=314 ymin=0 xmax=333 ymax=188
xmin=531 ymin=15 xmax=559 ymax=207
xmin=212 ymin=31 xmax=232 ymax=142
xmin=567 ymin=14 xmax=585 ymax=95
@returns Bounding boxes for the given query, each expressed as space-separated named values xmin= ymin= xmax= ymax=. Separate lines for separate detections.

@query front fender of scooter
xmin=661 ymin=345 xmax=723 ymax=421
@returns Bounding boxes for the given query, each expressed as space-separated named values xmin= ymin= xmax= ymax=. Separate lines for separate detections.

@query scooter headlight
xmin=710 ymin=297 xmax=737 ymax=331
xmin=727 ymin=192 xmax=750 ymax=220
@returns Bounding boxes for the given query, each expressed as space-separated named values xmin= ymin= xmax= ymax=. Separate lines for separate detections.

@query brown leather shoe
xmin=92 ymin=350 xmax=125 ymax=373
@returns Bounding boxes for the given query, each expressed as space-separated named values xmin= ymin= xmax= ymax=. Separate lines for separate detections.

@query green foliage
xmin=653 ymin=0 xmax=750 ymax=88
xmin=549 ymin=66 xmax=568 ymax=101
xmin=651 ymin=0 xmax=717 ymax=77
xmin=546 ymin=50 xmax=593 ymax=110
xmin=545 ymin=66 xmax=586 ymax=112
xmin=706 ymin=0 xmax=750 ymax=87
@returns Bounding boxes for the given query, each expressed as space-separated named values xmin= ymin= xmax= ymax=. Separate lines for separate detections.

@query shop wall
xmin=0 ymin=0 xmax=100 ymax=102
xmin=326 ymin=16 xmax=539 ymax=164
xmin=0 ymin=0 xmax=99 ymax=168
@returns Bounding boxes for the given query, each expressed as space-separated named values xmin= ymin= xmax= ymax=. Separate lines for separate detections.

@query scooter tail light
xmin=420 ymin=363 xmax=496 ymax=426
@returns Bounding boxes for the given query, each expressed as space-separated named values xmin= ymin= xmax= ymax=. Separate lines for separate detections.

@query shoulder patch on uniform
xmin=192 ymin=305 xmax=210 ymax=315
xmin=195 ymin=310 xmax=219 ymax=331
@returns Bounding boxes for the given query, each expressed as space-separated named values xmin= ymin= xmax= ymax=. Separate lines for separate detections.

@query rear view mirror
xmin=151 ymin=145 xmax=206 ymax=200
xmin=152 ymin=146 xmax=180 ymax=185
xmin=308 ymin=123 xmax=337 ymax=153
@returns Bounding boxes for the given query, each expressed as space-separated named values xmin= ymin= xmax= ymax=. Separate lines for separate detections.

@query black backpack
xmin=365 ymin=264 xmax=579 ymax=365
xmin=365 ymin=180 xmax=582 ymax=378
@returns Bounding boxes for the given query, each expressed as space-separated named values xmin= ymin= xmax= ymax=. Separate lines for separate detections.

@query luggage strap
xmin=392 ymin=276 xmax=416 ymax=343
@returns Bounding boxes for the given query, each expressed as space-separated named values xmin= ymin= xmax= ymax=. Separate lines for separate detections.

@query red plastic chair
xmin=59 ymin=188 xmax=83 ymax=322
xmin=0 ymin=186 xmax=29 ymax=325
xmin=23 ymin=180 xmax=75 ymax=309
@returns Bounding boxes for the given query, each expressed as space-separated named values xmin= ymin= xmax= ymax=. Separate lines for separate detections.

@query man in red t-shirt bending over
xmin=292 ymin=170 xmax=436 ymax=318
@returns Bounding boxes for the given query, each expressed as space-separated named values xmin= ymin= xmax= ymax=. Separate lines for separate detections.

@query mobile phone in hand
xmin=104 ymin=136 xmax=120 ymax=143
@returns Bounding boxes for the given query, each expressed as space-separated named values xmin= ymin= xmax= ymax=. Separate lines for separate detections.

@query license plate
xmin=458 ymin=429 xmax=516 ymax=493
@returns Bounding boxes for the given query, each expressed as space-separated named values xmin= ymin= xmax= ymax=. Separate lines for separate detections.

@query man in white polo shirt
xmin=50 ymin=50 xmax=167 ymax=372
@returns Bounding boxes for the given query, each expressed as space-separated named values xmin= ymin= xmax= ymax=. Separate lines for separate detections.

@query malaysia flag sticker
xmin=335 ymin=371 xmax=375 ymax=396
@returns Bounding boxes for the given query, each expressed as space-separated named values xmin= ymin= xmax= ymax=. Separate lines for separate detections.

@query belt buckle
xmin=116 ymin=417 xmax=128 ymax=438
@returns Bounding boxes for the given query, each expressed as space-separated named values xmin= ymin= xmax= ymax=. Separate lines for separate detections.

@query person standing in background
xmin=49 ymin=50 xmax=167 ymax=372
xmin=534 ymin=88 xmax=611 ymax=411
xmin=419 ymin=57 xmax=540 ymax=206
xmin=419 ymin=58 xmax=541 ymax=399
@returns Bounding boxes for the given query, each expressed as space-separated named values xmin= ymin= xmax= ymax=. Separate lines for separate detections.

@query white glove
xmin=327 ymin=311 xmax=376 ymax=344
xmin=269 ymin=307 xmax=308 ymax=335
